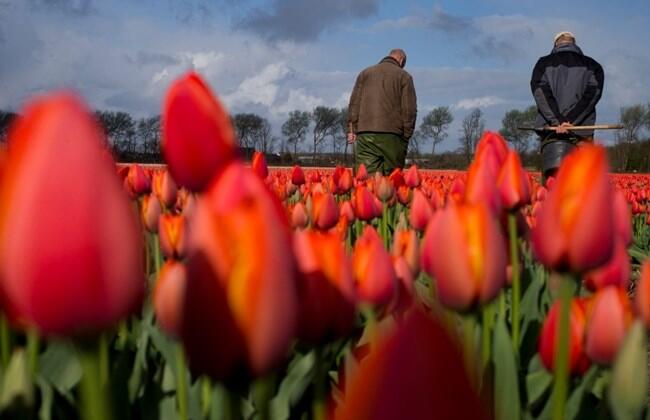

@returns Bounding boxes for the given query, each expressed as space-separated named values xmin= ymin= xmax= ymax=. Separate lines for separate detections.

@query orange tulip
xmin=352 ymin=226 xmax=396 ymax=306
xmin=252 ymin=151 xmax=269 ymax=180
xmin=391 ymin=228 xmax=419 ymax=277
xmin=583 ymin=239 xmax=630 ymax=291
xmin=531 ymin=145 xmax=615 ymax=273
xmin=339 ymin=200 xmax=355 ymax=223
xmin=293 ymin=230 xmax=356 ymax=344
xmin=154 ymin=261 xmax=188 ymax=338
xmin=613 ymin=190 xmax=632 ymax=246
xmin=162 ymin=72 xmax=237 ymax=191
xmin=497 ymin=150 xmax=531 ymax=210
xmin=396 ymin=185 xmax=411 ymax=205
xmin=353 ymin=185 xmax=379 ymax=221
xmin=152 ymin=169 xmax=178 ymax=208
xmin=183 ymin=162 xmax=297 ymax=379
xmin=141 ymin=193 xmax=162 ymax=233
xmin=0 ymin=93 xmax=143 ymax=336
xmin=421 ymin=201 xmax=506 ymax=312
xmin=337 ymin=168 xmax=353 ymax=193
xmin=334 ymin=309 xmax=488 ymax=420
xmin=311 ymin=192 xmax=339 ymax=230
xmin=376 ymin=176 xmax=394 ymax=202
xmin=409 ymin=189 xmax=433 ymax=232
xmin=465 ymin=142 xmax=502 ymax=215
xmin=538 ymin=299 xmax=590 ymax=375
xmin=159 ymin=214 xmax=187 ymax=260
xmin=585 ymin=286 xmax=633 ymax=365
xmin=291 ymin=202 xmax=309 ymax=229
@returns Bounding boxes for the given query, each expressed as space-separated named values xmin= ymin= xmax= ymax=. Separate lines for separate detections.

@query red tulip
xmin=634 ymin=261 xmax=650 ymax=329
xmin=388 ymin=168 xmax=405 ymax=190
xmin=311 ymin=192 xmax=339 ymax=230
xmin=475 ymin=131 xmax=508 ymax=166
xmin=293 ymin=230 xmax=356 ymax=344
xmin=539 ymin=299 xmax=590 ymax=375
xmin=392 ymin=228 xmax=419 ymax=277
xmin=613 ymin=190 xmax=632 ymax=246
xmin=585 ymin=286 xmax=632 ymax=365
xmin=531 ymin=145 xmax=615 ymax=273
xmin=497 ymin=150 xmax=531 ymax=210
xmin=159 ymin=214 xmax=187 ymax=260
xmin=141 ymin=193 xmax=162 ymax=233
xmin=0 ymin=93 xmax=143 ymax=336
xmin=376 ymin=176 xmax=394 ymax=202
xmin=162 ymin=72 xmax=237 ymax=191
xmin=404 ymin=164 xmax=421 ymax=188
xmin=396 ymin=185 xmax=411 ymax=205
xmin=409 ymin=189 xmax=433 ymax=232
xmin=583 ymin=239 xmax=630 ymax=291
xmin=127 ymin=164 xmax=152 ymax=196
xmin=353 ymin=185 xmax=378 ymax=221
xmin=352 ymin=226 xmax=396 ymax=306
xmin=334 ymin=309 xmax=488 ymax=420
xmin=154 ymin=261 xmax=188 ymax=338
xmin=252 ymin=151 xmax=269 ymax=180
xmin=152 ymin=169 xmax=178 ymax=208
xmin=291 ymin=202 xmax=309 ymax=229
xmin=291 ymin=165 xmax=305 ymax=186
xmin=183 ymin=162 xmax=297 ymax=379
xmin=339 ymin=200 xmax=355 ymax=223
xmin=337 ymin=168 xmax=353 ymax=193
xmin=355 ymin=163 xmax=368 ymax=182
xmin=465 ymin=143 xmax=502 ymax=215
xmin=421 ymin=201 xmax=506 ymax=312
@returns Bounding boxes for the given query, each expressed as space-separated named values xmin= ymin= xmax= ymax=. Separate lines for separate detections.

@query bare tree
xmin=137 ymin=116 xmax=161 ymax=155
xmin=256 ymin=118 xmax=275 ymax=154
xmin=310 ymin=106 xmax=339 ymax=160
xmin=233 ymin=113 xmax=266 ymax=150
xmin=499 ymin=105 xmax=537 ymax=154
xmin=419 ymin=106 xmax=453 ymax=157
xmin=96 ymin=111 xmax=136 ymax=153
xmin=282 ymin=110 xmax=311 ymax=158
xmin=459 ymin=108 xmax=485 ymax=164
xmin=616 ymin=104 xmax=649 ymax=171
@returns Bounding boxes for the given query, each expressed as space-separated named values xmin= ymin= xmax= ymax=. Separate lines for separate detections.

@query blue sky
xmin=1 ymin=0 xmax=649 ymax=151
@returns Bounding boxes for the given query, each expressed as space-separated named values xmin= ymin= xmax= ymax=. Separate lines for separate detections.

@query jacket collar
xmin=380 ymin=56 xmax=401 ymax=67
xmin=551 ymin=43 xmax=583 ymax=55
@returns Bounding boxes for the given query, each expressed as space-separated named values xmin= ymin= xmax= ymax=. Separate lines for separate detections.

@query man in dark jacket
xmin=347 ymin=49 xmax=417 ymax=175
xmin=531 ymin=31 xmax=604 ymax=180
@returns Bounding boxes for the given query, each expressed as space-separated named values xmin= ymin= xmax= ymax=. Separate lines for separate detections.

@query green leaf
xmin=493 ymin=316 xmax=521 ymax=420
xmin=565 ymin=365 xmax=599 ymax=420
xmin=525 ymin=365 xmax=552 ymax=407
xmin=37 ymin=341 xmax=82 ymax=396
xmin=608 ymin=321 xmax=647 ymax=420
xmin=270 ymin=351 xmax=317 ymax=420
xmin=0 ymin=349 xmax=33 ymax=410
xmin=36 ymin=378 xmax=53 ymax=420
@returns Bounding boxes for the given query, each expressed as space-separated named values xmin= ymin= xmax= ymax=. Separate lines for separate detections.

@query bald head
xmin=389 ymin=49 xmax=407 ymax=68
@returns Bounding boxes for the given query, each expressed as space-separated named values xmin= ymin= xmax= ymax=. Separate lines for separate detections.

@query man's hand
xmin=555 ymin=122 xmax=573 ymax=134
xmin=347 ymin=132 xmax=356 ymax=144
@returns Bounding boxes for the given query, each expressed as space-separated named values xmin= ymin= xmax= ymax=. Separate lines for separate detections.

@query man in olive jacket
xmin=347 ymin=49 xmax=417 ymax=175
xmin=531 ymin=31 xmax=604 ymax=181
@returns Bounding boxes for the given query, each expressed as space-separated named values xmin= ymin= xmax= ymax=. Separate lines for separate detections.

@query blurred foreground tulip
xmin=497 ymin=150 xmax=531 ymax=210
xmin=334 ymin=309 xmax=488 ymax=420
xmin=392 ymin=228 xmax=419 ymax=276
xmin=585 ymin=286 xmax=632 ymax=365
xmin=421 ymin=202 xmax=506 ymax=312
xmin=141 ymin=193 xmax=162 ymax=233
xmin=162 ymin=72 xmax=237 ymax=191
xmin=531 ymin=145 xmax=615 ymax=273
xmin=583 ymin=239 xmax=630 ymax=291
xmin=183 ymin=162 xmax=297 ymax=380
xmin=352 ymin=226 xmax=396 ymax=306
xmin=293 ymin=230 xmax=356 ymax=344
xmin=291 ymin=202 xmax=309 ymax=229
xmin=154 ymin=261 xmax=188 ymax=338
xmin=539 ymin=299 xmax=590 ymax=375
xmin=152 ymin=169 xmax=178 ymax=208
xmin=0 ymin=93 xmax=144 ymax=336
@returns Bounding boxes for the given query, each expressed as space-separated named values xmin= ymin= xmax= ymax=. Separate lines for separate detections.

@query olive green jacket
xmin=347 ymin=57 xmax=417 ymax=140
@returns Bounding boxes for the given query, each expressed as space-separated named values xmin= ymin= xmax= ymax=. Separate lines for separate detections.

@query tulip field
xmin=1 ymin=72 xmax=650 ymax=420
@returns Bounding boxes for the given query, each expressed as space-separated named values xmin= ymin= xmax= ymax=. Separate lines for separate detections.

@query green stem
xmin=551 ymin=275 xmax=574 ymax=420
xmin=0 ymin=313 xmax=11 ymax=369
xmin=153 ymin=233 xmax=162 ymax=276
xmin=508 ymin=212 xmax=521 ymax=351
xmin=312 ymin=347 xmax=327 ymax=420
xmin=201 ymin=377 xmax=211 ymax=419
xmin=26 ymin=328 xmax=39 ymax=377
xmin=381 ymin=204 xmax=389 ymax=249
xmin=79 ymin=339 xmax=111 ymax=420
xmin=499 ymin=292 xmax=506 ymax=321
xmin=354 ymin=220 xmax=363 ymax=242
xmin=99 ymin=333 xmax=109 ymax=387
xmin=175 ymin=345 xmax=188 ymax=420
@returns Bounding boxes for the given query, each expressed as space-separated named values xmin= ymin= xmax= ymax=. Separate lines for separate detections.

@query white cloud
xmin=454 ymin=96 xmax=507 ymax=110
xmin=275 ymin=89 xmax=324 ymax=114
xmin=223 ymin=62 xmax=291 ymax=108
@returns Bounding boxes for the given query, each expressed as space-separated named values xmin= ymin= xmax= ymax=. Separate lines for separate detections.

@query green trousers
xmin=355 ymin=133 xmax=408 ymax=176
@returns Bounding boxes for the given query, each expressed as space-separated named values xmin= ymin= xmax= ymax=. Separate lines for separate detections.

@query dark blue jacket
xmin=531 ymin=43 xmax=604 ymax=137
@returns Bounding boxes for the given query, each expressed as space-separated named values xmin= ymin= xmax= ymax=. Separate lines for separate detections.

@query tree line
xmin=1 ymin=104 xmax=649 ymax=171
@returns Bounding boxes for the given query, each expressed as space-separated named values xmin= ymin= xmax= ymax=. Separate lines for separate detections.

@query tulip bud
xmin=421 ymin=202 xmax=507 ymax=312
xmin=338 ymin=168 xmax=353 ymax=193
xmin=352 ymin=226 xmax=397 ymax=306
xmin=404 ymin=164 xmax=421 ymax=188
xmin=252 ymin=151 xmax=269 ymax=180
xmin=152 ymin=169 xmax=178 ymax=209
xmin=585 ymin=286 xmax=633 ymax=365
xmin=376 ymin=176 xmax=394 ymax=202
xmin=353 ymin=186 xmax=378 ymax=222
xmin=497 ymin=150 xmax=531 ymax=210
xmin=531 ymin=145 xmax=615 ymax=273
xmin=538 ymin=299 xmax=590 ymax=375
xmin=0 ymin=93 xmax=144 ymax=336
xmin=392 ymin=229 xmax=419 ymax=276
xmin=291 ymin=202 xmax=309 ymax=229
xmin=388 ymin=168 xmax=405 ymax=190
xmin=355 ymin=163 xmax=368 ymax=182
xmin=159 ymin=214 xmax=187 ymax=260
xmin=291 ymin=165 xmax=305 ymax=186
xmin=162 ymin=72 xmax=237 ymax=191
xmin=141 ymin=193 xmax=162 ymax=233
xmin=396 ymin=185 xmax=411 ymax=205
xmin=339 ymin=200 xmax=355 ymax=223
xmin=127 ymin=164 xmax=152 ymax=196
xmin=154 ymin=261 xmax=188 ymax=338
xmin=311 ymin=192 xmax=339 ymax=230
xmin=409 ymin=189 xmax=433 ymax=232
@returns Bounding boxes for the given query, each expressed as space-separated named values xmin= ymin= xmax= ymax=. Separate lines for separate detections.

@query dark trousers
xmin=355 ymin=133 xmax=408 ymax=176
xmin=539 ymin=133 xmax=590 ymax=184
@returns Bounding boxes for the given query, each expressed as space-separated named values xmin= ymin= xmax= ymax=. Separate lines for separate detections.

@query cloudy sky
xmin=1 ymin=0 xmax=649 ymax=151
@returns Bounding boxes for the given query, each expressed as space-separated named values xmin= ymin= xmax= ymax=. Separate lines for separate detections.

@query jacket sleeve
xmin=401 ymin=74 xmax=417 ymax=139
xmin=347 ymin=71 xmax=365 ymax=133
xmin=531 ymin=58 xmax=565 ymax=126
xmin=565 ymin=61 xmax=604 ymax=125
